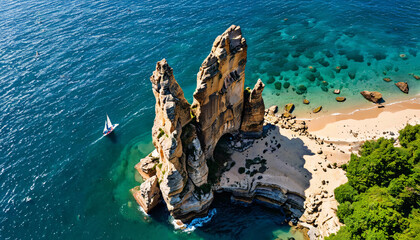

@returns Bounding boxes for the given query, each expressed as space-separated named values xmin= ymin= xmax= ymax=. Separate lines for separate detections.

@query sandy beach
xmin=218 ymin=96 xmax=420 ymax=239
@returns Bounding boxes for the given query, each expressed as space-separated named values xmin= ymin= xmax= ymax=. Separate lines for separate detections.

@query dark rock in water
xmin=291 ymin=52 xmax=300 ymax=58
xmin=294 ymin=72 xmax=299 ymax=76
xmin=321 ymin=85 xmax=328 ymax=92
xmin=317 ymin=75 xmax=324 ymax=81
xmin=383 ymin=77 xmax=391 ymax=82
xmin=340 ymin=64 xmax=348 ymax=69
xmin=279 ymin=75 xmax=283 ymax=80
xmin=305 ymin=72 xmax=316 ymax=81
xmin=346 ymin=50 xmax=364 ymax=62
xmin=267 ymin=76 xmax=275 ymax=84
xmin=348 ymin=71 xmax=356 ymax=79
xmin=373 ymin=52 xmax=387 ymax=61
xmin=303 ymin=99 xmax=310 ymax=104
xmin=274 ymin=82 xmax=282 ymax=90
xmin=283 ymin=82 xmax=290 ymax=89
xmin=394 ymin=67 xmax=399 ymax=72
xmin=395 ymin=82 xmax=409 ymax=94
xmin=290 ymin=64 xmax=299 ymax=71
xmin=319 ymin=59 xmax=330 ymax=67
xmin=304 ymin=51 xmax=314 ymax=59
xmin=313 ymin=106 xmax=322 ymax=113
xmin=336 ymin=97 xmax=346 ymax=102
xmin=334 ymin=66 xmax=341 ymax=73
xmin=324 ymin=50 xmax=333 ymax=58
xmin=296 ymin=85 xmax=307 ymax=95
xmin=322 ymin=81 xmax=328 ymax=86
xmin=367 ymin=62 xmax=371 ymax=66
xmin=360 ymin=91 xmax=383 ymax=103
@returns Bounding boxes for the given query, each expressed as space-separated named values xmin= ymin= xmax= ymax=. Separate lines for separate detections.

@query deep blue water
xmin=0 ymin=0 xmax=419 ymax=239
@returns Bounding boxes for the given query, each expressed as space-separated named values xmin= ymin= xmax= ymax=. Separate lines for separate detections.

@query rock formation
xmin=241 ymin=79 xmax=265 ymax=137
xmin=132 ymin=25 xmax=265 ymax=222
xmin=395 ymin=82 xmax=409 ymax=94
xmin=131 ymin=176 xmax=161 ymax=213
xmin=191 ymin=25 xmax=248 ymax=159
xmin=360 ymin=91 xmax=383 ymax=103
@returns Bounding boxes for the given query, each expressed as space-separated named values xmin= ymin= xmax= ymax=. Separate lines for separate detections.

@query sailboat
xmin=103 ymin=115 xmax=119 ymax=136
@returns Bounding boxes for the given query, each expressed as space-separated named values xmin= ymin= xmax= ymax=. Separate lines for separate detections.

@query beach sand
xmin=218 ymin=97 xmax=420 ymax=239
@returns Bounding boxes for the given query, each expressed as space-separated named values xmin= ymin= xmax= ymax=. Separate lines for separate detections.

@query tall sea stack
xmin=132 ymin=25 xmax=264 ymax=222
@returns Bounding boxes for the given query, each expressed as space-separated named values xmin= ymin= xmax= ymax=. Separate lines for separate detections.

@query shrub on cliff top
xmin=327 ymin=124 xmax=420 ymax=240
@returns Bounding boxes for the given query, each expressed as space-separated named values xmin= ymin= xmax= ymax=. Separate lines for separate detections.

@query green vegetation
xmin=157 ymin=128 xmax=165 ymax=139
xmin=327 ymin=124 xmax=420 ymax=240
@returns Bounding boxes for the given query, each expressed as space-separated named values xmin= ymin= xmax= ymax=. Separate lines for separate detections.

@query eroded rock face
xmin=241 ymin=79 xmax=265 ymax=137
xmin=148 ymin=59 xmax=212 ymax=221
xmin=135 ymin=151 xmax=159 ymax=180
xmin=133 ymin=25 xmax=264 ymax=223
xmin=131 ymin=176 xmax=161 ymax=214
xmin=360 ymin=91 xmax=383 ymax=103
xmin=191 ymin=25 xmax=247 ymax=159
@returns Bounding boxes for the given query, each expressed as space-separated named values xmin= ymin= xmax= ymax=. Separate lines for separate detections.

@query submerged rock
xmin=303 ymin=99 xmax=310 ymax=104
xmin=360 ymin=91 xmax=383 ymax=103
xmin=383 ymin=77 xmax=391 ymax=82
xmin=395 ymin=82 xmax=409 ymax=94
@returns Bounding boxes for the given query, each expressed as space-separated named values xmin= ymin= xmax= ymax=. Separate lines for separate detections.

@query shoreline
xmin=305 ymin=95 xmax=420 ymax=132
xmin=216 ymin=97 xmax=420 ymax=239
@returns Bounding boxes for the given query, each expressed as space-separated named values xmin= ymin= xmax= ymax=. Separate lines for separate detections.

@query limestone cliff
xmin=149 ymin=59 xmax=212 ymax=221
xmin=240 ymin=79 xmax=265 ymax=137
xmin=133 ymin=25 xmax=265 ymax=223
xmin=191 ymin=25 xmax=247 ymax=159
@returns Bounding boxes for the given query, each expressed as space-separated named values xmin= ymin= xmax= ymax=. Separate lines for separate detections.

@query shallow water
xmin=0 ymin=0 xmax=419 ymax=239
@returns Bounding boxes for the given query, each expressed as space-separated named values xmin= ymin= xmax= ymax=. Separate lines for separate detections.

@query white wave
xmin=171 ymin=208 xmax=217 ymax=232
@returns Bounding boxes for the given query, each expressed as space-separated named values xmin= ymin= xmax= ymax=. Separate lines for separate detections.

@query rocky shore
xmin=130 ymin=25 xmax=420 ymax=239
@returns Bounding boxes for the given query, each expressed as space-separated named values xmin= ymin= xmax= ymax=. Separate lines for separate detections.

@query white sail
xmin=106 ymin=115 xmax=112 ymax=128
xmin=103 ymin=121 xmax=108 ymax=133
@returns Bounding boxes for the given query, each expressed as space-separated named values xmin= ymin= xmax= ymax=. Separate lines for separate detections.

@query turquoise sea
xmin=0 ymin=0 xmax=419 ymax=239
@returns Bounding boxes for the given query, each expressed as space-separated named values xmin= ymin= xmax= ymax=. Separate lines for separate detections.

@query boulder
xmin=241 ymin=79 xmax=265 ymax=137
xmin=395 ymin=82 xmax=409 ymax=94
xmin=333 ymin=89 xmax=340 ymax=94
xmin=268 ymin=105 xmax=278 ymax=115
xmin=135 ymin=154 xmax=159 ymax=180
xmin=383 ymin=77 xmax=391 ymax=82
xmin=131 ymin=176 xmax=161 ymax=213
xmin=303 ymin=99 xmax=310 ymax=104
xmin=360 ymin=91 xmax=383 ymax=103
xmin=336 ymin=97 xmax=346 ymax=102
xmin=284 ymin=103 xmax=295 ymax=113
xmin=313 ymin=106 xmax=322 ymax=113
xmin=414 ymin=75 xmax=420 ymax=80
